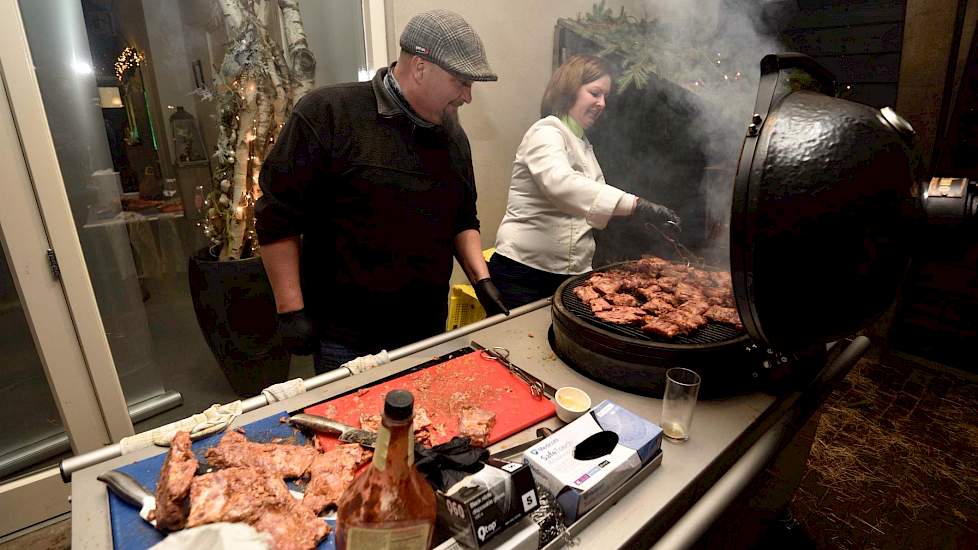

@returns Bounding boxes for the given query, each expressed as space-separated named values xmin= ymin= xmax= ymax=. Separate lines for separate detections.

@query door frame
xmin=0 ymin=0 xmax=133 ymax=536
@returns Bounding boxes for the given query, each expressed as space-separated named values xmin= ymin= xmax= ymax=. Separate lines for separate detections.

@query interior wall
xmin=897 ymin=0 xmax=961 ymax=172
xmin=299 ymin=0 xmax=367 ymax=86
xmin=387 ymin=1 xmax=649 ymax=284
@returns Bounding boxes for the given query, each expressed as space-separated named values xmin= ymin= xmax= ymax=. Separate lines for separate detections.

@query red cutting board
xmin=304 ymin=349 xmax=555 ymax=451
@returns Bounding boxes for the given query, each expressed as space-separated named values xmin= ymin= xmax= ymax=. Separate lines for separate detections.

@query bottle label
xmin=373 ymin=426 xmax=390 ymax=471
xmin=346 ymin=524 xmax=431 ymax=549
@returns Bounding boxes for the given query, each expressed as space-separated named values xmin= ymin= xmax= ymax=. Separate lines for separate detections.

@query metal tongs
xmin=647 ymin=220 xmax=701 ymax=268
xmin=470 ymin=341 xmax=555 ymax=400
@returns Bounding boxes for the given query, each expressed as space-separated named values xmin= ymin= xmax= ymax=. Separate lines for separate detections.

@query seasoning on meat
xmin=606 ymin=293 xmax=640 ymax=307
xmin=594 ymin=306 xmax=647 ymax=325
xmin=152 ymin=431 xmax=197 ymax=531
xmin=590 ymin=276 xmax=622 ymax=296
xmin=589 ymin=297 xmax=612 ymax=312
xmin=413 ymin=407 xmax=433 ymax=447
xmin=641 ymin=297 xmax=676 ymax=316
xmin=204 ymin=430 xmax=318 ymax=479
xmin=642 ymin=317 xmax=683 ymax=339
xmin=679 ymin=299 xmax=711 ymax=316
xmin=663 ymin=309 xmax=707 ymax=333
xmin=301 ymin=443 xmax=373 ymax=514
xmin=705 ymin=305 xmax=744 ymax=330
xmin=186 ymin=467 xmax=329 ymax=550
xmin=573 ymin=284 xmax=601 ymax=303
xmin=457 ymin=407 xmax=496 ymax=447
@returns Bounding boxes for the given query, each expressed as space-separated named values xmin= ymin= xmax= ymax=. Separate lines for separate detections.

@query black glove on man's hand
xmin=634 ymin=198 xmax=681 ymax=228
xmin=277 ymin=309 xmax=319 ymax=355
xmin=474 ymin=278 xmax=510 ymax=317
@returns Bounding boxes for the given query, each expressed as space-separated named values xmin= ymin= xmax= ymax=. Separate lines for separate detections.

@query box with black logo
xmin=436 ymin=458 xmax=539 ymax=548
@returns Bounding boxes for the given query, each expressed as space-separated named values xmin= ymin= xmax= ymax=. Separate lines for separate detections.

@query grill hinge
xmin=46 ymin=248 xmax=61 ymax=280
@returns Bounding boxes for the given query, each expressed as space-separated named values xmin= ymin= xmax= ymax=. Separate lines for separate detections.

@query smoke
xmin=591 ymin=0 xmax=792 ymax=268
xmin=644 ymin=0 xmax=791 ymax=265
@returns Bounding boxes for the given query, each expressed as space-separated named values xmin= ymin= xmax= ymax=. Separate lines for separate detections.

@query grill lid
xmin=731 ymin=53 xmax=917 ymax=352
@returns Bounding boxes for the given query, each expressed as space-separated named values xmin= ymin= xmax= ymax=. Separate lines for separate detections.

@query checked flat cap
xmin=400 ymin=9 xmax=497 ymax=82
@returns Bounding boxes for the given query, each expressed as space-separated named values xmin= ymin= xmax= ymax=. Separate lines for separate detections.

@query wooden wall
xmin=780 ymin=0 xmax=908 ymax=108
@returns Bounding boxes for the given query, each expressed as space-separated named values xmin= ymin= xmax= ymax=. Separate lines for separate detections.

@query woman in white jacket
xmin=490 ymin=55 xmax=679 ymax=308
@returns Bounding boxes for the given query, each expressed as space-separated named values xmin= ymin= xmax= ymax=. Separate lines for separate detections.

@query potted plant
xmin=188 ymin=0 xmax=315 ymax=396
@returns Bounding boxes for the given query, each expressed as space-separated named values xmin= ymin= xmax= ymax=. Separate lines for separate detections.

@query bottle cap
xmin=384 ymin=390 xmax=414 ymax=421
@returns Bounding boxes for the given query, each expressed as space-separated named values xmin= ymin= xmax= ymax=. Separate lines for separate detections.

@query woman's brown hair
xmin=540 ymin=55 xmax=614 ymax=118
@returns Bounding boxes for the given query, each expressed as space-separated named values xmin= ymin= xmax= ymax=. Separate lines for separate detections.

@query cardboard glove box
xmin=436 ymin=458 xmax=539 ymax=548
xmin=523 ymin=400 xmax=663 ymax=523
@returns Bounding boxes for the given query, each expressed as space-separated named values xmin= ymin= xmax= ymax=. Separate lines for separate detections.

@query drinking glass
xmin=661 ymin=368 xmax=701 ymax=441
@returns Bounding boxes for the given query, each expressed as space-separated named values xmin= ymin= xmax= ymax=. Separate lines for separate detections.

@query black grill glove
xmin=474 ymin=278 xmax=510 ymax=317
xmin=277 ymin=309 xmax=319 ymax=355
xmin=634 ymin=198 xmax=681 ymax=229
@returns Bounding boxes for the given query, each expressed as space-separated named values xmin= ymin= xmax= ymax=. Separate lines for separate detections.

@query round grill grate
xmin=561 ymin=276 xmax=744 ymax=345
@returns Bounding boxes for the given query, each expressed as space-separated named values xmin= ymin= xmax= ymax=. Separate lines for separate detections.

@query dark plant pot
xmin=188 ymin=248 xmax=290 ymax=397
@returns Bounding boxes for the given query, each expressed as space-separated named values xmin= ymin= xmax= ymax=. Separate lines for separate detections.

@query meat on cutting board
xmin=152 ymin=431 xmax=197 ymax=531
xmin=204 ymin=430 xmax=318 ymax=479
xmin=301 ymin=444 xmax=373 ymax=514
xmin=458 ymin=407 xmax=496 ymax=447
xmin=186 ymin=467 xmax=329 ymax=550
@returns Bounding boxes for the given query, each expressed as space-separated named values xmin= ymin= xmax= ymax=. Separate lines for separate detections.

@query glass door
xmin=0 ymin=0 xmax=377 ymax=536
xmin=0 ymin=8 xmax=130 ymax=530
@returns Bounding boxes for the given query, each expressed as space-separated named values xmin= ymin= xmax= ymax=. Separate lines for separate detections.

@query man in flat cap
xmin=257 ymin=9 xmax=507 ymax=373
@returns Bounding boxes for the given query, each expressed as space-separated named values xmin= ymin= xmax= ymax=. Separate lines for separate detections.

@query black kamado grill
xmin=551 ymin=54 xmax=919 ymax=398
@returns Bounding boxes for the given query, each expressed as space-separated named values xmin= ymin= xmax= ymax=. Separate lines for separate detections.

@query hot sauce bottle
xmin=336 ymin=390 xmax=436 ymax=549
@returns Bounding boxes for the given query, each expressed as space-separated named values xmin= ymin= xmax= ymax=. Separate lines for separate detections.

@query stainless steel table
xmin=71 ymin=302 xmax=861 ymax=549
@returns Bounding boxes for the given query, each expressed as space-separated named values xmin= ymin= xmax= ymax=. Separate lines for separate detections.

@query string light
xmin=114 ymin=46 xmax=145 ymax=82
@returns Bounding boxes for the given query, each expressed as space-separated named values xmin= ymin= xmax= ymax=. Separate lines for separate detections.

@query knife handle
xmin=288 ymin=413 xmax=352 ymax=436
xmin=98 ymin=470 xmax=153 ymax=507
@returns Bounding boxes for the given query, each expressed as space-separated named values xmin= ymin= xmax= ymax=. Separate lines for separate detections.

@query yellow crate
xmin=446 ymin=284 xmax=486 ymax=331
xmin=445 ymin=248 xmax=496 ymax=331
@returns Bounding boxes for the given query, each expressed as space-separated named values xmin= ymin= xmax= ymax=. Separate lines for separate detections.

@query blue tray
xmin=106 ymin=414 xmax=336 ymax=549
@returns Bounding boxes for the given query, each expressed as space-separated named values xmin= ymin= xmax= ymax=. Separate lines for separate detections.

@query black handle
xmin=98 ymin=470 xmax=153 ymax=508
xmin=760 ymin=53 xmax=836 ymax=96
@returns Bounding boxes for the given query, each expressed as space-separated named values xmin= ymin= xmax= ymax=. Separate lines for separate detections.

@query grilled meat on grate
xmin=574 ymin=256 xmax=742 ymax=339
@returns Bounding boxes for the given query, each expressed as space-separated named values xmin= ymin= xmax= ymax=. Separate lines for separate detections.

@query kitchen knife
xmin=98 ymin=470 xmax=157 ymax=527
xmin=288 ymin=413 xmax=378 ymax=448
xmin=289 ymin=413 xmax=432 ymax=454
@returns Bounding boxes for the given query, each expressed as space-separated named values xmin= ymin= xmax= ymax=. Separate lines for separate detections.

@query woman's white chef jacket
xmin=494 ymin=116 xmax=635 ymax=275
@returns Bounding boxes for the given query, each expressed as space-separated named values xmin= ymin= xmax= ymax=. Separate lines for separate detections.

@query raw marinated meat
xmin=204 ymin=430 xmax=318 ymax=479
xmin=152 ymin=431 xmax=197 ymax=531
xmin=187 ymin=467 xmax=329 ymax=550
xmin=301 ymin=444 xmax=373 ymax=514
xmin=359 ymin=414 xmax=382 ymax=433
xmin=457 ymin=407 xmax=496 ymax=447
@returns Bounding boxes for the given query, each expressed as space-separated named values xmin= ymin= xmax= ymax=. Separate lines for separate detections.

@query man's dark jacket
xmin=256 ymin=68 xmax=479 ymax=351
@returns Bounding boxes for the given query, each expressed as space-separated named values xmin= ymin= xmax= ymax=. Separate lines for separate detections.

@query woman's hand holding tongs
xmin=633 ymin=197 xmax=681 ymax=229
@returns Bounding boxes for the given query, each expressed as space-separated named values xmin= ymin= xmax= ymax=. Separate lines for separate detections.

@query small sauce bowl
xmin=555 ymin=386 xmax=592 ymax=423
